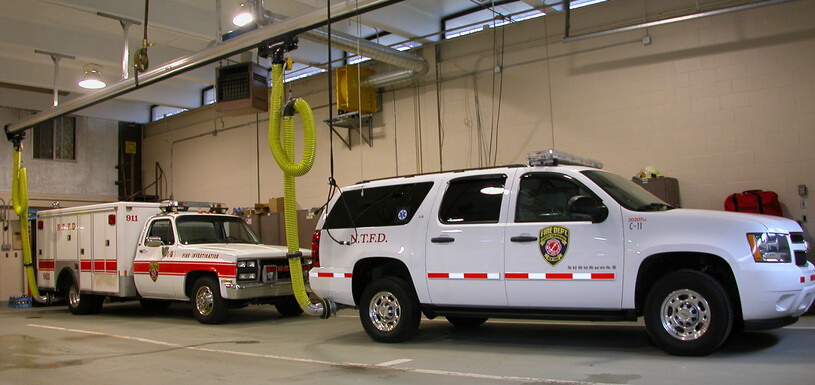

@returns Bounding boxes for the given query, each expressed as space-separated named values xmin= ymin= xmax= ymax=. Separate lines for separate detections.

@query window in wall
xmin=345 ymin=32 xmax=422 ymax=65
xmin=202 ymin=86 xmax=216 ymax=105
xmin=151 ymin=105 xmax=188 ymax=122
xmin=442 ymin=0 xmax=608 ymax=40
xmin=33 ymin=116 xmax=75 ymax=160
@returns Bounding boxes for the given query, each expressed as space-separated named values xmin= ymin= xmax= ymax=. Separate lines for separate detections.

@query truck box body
xmin=36 ymin=202 xmax=161 ymax=297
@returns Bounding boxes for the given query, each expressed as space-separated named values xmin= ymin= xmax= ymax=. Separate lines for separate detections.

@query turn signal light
xmin=108 ymin=214 xmax=116 ymax=225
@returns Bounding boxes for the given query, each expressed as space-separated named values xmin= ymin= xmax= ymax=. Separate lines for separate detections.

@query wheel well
xmin=352 ymin=258 xmax=414 ymax=305
xmin=56 ymin=268 xmax=76 ymax=294
xmin=635 ymin=252 xmax=742 ymax=321
xmin=185 ymin=271 xmax=218 ymax=298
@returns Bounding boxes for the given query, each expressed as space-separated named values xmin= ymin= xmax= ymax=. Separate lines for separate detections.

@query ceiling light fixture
xmin=78 ymin=63 xmax=107 ymax=89
xmin=232 ymin=2 xmax=254 ymax=27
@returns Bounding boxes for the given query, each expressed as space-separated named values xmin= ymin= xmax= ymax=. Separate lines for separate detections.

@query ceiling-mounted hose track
xmin=268 ymin=61 xmax=334 ymax=319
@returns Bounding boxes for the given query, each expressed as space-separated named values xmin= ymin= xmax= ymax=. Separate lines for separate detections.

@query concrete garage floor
xmin=1 ymin=302 xmax=814 ymax=385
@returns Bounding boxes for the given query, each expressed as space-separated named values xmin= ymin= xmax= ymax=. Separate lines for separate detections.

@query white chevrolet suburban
xmin=309 ymin=150 xmax=814 ymax=355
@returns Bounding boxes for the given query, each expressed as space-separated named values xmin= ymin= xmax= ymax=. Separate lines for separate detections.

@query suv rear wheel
xmin=359 ymin=277 xmax=421 ymax=343
xmin=644 ymin=270 xmax=733 ymax=356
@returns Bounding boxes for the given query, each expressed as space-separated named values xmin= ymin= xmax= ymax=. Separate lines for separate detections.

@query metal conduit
xmin=4 ymin=0 xmax=400 ymax=138
xmin=300 ymin=28 xmax=428 ymax=88
xmin=563 ymin=0 xmax=801 ymax=42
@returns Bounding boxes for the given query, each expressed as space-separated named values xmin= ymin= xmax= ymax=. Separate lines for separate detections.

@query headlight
xmin=747 ymin=233 xmax=791 ymax=263
xmin=238 ymin=273 xmax=257 ymax=280
xmin=247 ymin=260 xmax=256 ymax=268
xmin=237 ymin=261 xmax=246 ymax=268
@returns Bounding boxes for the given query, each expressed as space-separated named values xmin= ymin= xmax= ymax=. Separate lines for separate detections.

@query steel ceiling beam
xmin=5 ymin=0 xmax=402 ymax=139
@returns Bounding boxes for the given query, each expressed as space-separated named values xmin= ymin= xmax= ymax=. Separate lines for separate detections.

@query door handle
xmin=138 ymin=249 xmax=148 ymax=253
xmin=510 ymin=235 xmax=538 ymax=243
xmin=430 ymin=237 xmax=455 ymax=243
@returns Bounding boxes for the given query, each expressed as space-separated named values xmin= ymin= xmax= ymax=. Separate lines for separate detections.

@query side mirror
xmin=567 ymin=195 xmax=608 ymax=223
xmin=145 ymin=236 xmax=164 ymax=247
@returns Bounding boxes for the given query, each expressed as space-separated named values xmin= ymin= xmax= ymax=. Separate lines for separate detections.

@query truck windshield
xmin=581 ymin=170 xmax=675 ymax=212
xmin=175 ymin=215 xmax=261 ymax=244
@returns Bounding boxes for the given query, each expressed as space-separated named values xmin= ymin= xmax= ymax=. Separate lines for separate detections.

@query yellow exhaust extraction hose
xmin=268 ymin=61 xmax=332 ymax=319
xmin=12 ymin=144 xmax=44 ymax=303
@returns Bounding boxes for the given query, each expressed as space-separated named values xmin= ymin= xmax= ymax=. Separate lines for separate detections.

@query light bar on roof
xmin=528 ymin=149 xmax=603 ymax=168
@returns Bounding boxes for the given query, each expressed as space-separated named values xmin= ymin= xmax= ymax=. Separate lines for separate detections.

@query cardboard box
xmin=269 ymin=197 xmax=285 ymax=213
xmin=633 ymin=177 xmax=680 ymax=207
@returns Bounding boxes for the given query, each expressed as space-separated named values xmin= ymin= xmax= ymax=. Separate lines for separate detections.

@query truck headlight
xmin=237 ymin=260 xmax=257 ymax=268
xmin=747 ymin=233 xmax=791 ymax=263
xmin=238 ymin=273 xmax=257 ymax=280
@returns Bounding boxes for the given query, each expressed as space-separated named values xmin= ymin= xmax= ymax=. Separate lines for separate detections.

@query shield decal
xmin=539 ymin=226 xmax=569 ymax=266
xmin=149 ymin=261 xmax=160 ymax=282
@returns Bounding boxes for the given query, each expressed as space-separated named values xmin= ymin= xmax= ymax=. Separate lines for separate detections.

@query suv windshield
xmin=582 ymin=170 xmax=675 ymax=212
xmin=175 ymin=215 xmax=260 ymax=244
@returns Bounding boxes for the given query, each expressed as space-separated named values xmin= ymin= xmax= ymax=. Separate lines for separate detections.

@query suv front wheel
xmin=359 ymin=277 xmax=421 ymax=343
xmin=644 ymin=270 xmax=733 ymax=356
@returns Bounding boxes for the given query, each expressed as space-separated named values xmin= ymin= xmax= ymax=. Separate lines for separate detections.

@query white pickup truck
xmin=35 ymin=201 xmax=311 ymax=323
xmin=309 ymin=150 xmax=814 ymax=355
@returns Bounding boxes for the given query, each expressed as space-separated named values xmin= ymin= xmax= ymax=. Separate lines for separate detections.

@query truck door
xmin=92 ymin=212 xmax=118 ymax=293
xmin=504 ymin=172 xmax=624 ymax=309
xmin=425 ymin=173 xmax=510 ymax=307
xmin=133 ymin=218 xmax=177 ymax=299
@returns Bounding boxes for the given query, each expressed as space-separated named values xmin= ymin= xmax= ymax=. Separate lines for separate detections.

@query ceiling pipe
xmin=5 ymin=0 xmax=401 ymax=138
xmin=563 ymin=0 xmax=801 ymax=42
xmin=300 ymin=28 xmax=428 ymax=88
xmin=248 ymin=0 xmax=428 ymax=89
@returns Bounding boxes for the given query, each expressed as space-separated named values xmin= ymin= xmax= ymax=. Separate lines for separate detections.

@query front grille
xmin=260 ymin=259 xmax=311 ymax=282
xmin=795 ymin=251 xmax=808 ymax=267
xmin=791 ymin=233 xmax=805 ymax=244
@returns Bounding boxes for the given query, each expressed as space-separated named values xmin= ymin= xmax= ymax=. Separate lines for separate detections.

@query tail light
xmin=38 ymin=221 xmax=44 ymax=230
xmin=311 ymin=230 xmax=321 ymax=268
xmin=108 ymin=214 xmax=116 ymax=225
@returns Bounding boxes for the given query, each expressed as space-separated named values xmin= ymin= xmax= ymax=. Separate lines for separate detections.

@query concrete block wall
xmin=143 ymin=0 xmax=814 ymax=241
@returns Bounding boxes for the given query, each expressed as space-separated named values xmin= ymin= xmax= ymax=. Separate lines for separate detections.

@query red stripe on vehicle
xmin=505 ymin=273 xmax=528 ymax=279
xmin=133 ymin=261 xmax=237 ymax=278
xmin=427 ymin=272 xmax=448 ymax=279
xmin=547 ymin=273 xmax=572 ymax=280
xmin=463 ymin=273 xmax=488 ymax=279
xmin=591 ymin=273 xmax=616 ymax=280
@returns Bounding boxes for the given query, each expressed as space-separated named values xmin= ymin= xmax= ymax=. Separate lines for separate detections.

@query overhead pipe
xmin=4 ymin=0 xmax=402 ymax=138
xmin=563 ymin=0 xmax=801 ymax=42
xmin=300 ymin=28 xmax=428 ymax=88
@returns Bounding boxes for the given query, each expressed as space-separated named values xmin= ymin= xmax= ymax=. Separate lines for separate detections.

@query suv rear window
xmin=324 ymin=182 xmax=434 ymax=229
xmin=439 ymin=175 xmax=507 ymax=224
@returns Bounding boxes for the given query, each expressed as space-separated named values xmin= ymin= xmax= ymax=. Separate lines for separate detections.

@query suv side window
xmin=439 ymin=175 xmax=507 ymax=224
xmin=515 ymin=173 xmax=595 ymax=222
xmin=146 ymin=219 xmax=174 ymax=245
xmin=324 ymin=182 xmax=434 ymax=229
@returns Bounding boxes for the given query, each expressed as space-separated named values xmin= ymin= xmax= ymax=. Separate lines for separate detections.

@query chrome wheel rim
xmin=68 ymin=285 xmax=80 ymax=308
xmin=368 ymin=291 xmax=401 ymax=332
xmin=195 ymin=286 xmax=214 ymax=316
xmin=660 ymin=289 xmax=710 ymax=341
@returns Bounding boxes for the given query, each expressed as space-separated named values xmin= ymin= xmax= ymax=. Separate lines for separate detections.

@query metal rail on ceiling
xmin=4 ymin=0 xmax=402 ymax=139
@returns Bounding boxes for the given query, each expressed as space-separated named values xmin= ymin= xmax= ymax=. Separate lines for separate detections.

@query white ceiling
xmin=0 ymin=0 xmax=568 ymax=124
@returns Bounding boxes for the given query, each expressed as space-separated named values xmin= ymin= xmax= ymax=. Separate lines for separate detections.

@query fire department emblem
xmin=149 ymin=261 xmax=160 ymax=282
xmin=539 ymin=226 xmax=569 ymax=266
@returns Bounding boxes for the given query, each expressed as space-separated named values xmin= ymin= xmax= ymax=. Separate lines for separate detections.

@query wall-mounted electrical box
xmin=216 ymin=62 xmax=269 ymax=116
xmin=336 ymin=65 xmax=377 ymax=114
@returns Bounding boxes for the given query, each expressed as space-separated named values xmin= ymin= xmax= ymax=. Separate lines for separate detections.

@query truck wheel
xmin=275 ymin=296 xmax=304 ymax=317
xmin=89 ymin=296 xmax=105 ymax=314
xmin=192 ymin=276 xmax=228 ymax=324
xmin=447 ymin=316 xmax=488 ymax=328
xmin=644 ymin=270 xmax=733 ymax=356
xmin=66 ymin=280 xmax=95 ymax=315
xmin=359 ymin=277 xmax=421 ymax=343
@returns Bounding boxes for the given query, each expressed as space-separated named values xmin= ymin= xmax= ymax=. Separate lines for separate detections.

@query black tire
xmin=88 ymin=296 xmax=105 ymax=314
xmin=140 ymin=299 xmax=172 ymax=311
xmin=275 ymin=296 xmax=304 ymax=317
xmin=66 ymin=280 xmax=94 ymax=315
xmin=191 ymin=276 xmax=228 ymax=324
xmin=644 ymin=270 xmax=733 ymax=356
xmin=447 ymin=316 xmax=488 ymax=328
xmin=359 ymin=277 xmax=421 ymax=343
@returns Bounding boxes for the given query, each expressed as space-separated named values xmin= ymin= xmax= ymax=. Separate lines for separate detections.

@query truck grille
xmin=260 ymin=260 xmax=311 ymax=282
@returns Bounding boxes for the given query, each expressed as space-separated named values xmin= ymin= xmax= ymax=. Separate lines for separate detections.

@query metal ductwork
xmin=300 ymin=28 xmax=428 ymax=88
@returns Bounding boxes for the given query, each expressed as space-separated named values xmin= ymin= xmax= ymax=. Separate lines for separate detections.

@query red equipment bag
xmin=724 ymin=190 xmax=783 ymax=216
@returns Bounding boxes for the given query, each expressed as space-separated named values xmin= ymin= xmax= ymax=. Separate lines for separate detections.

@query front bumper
xmin=739 ymin=264 xmax=815 ymax=322
xmin=222 ymin=280 xmax=298 ymax=300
